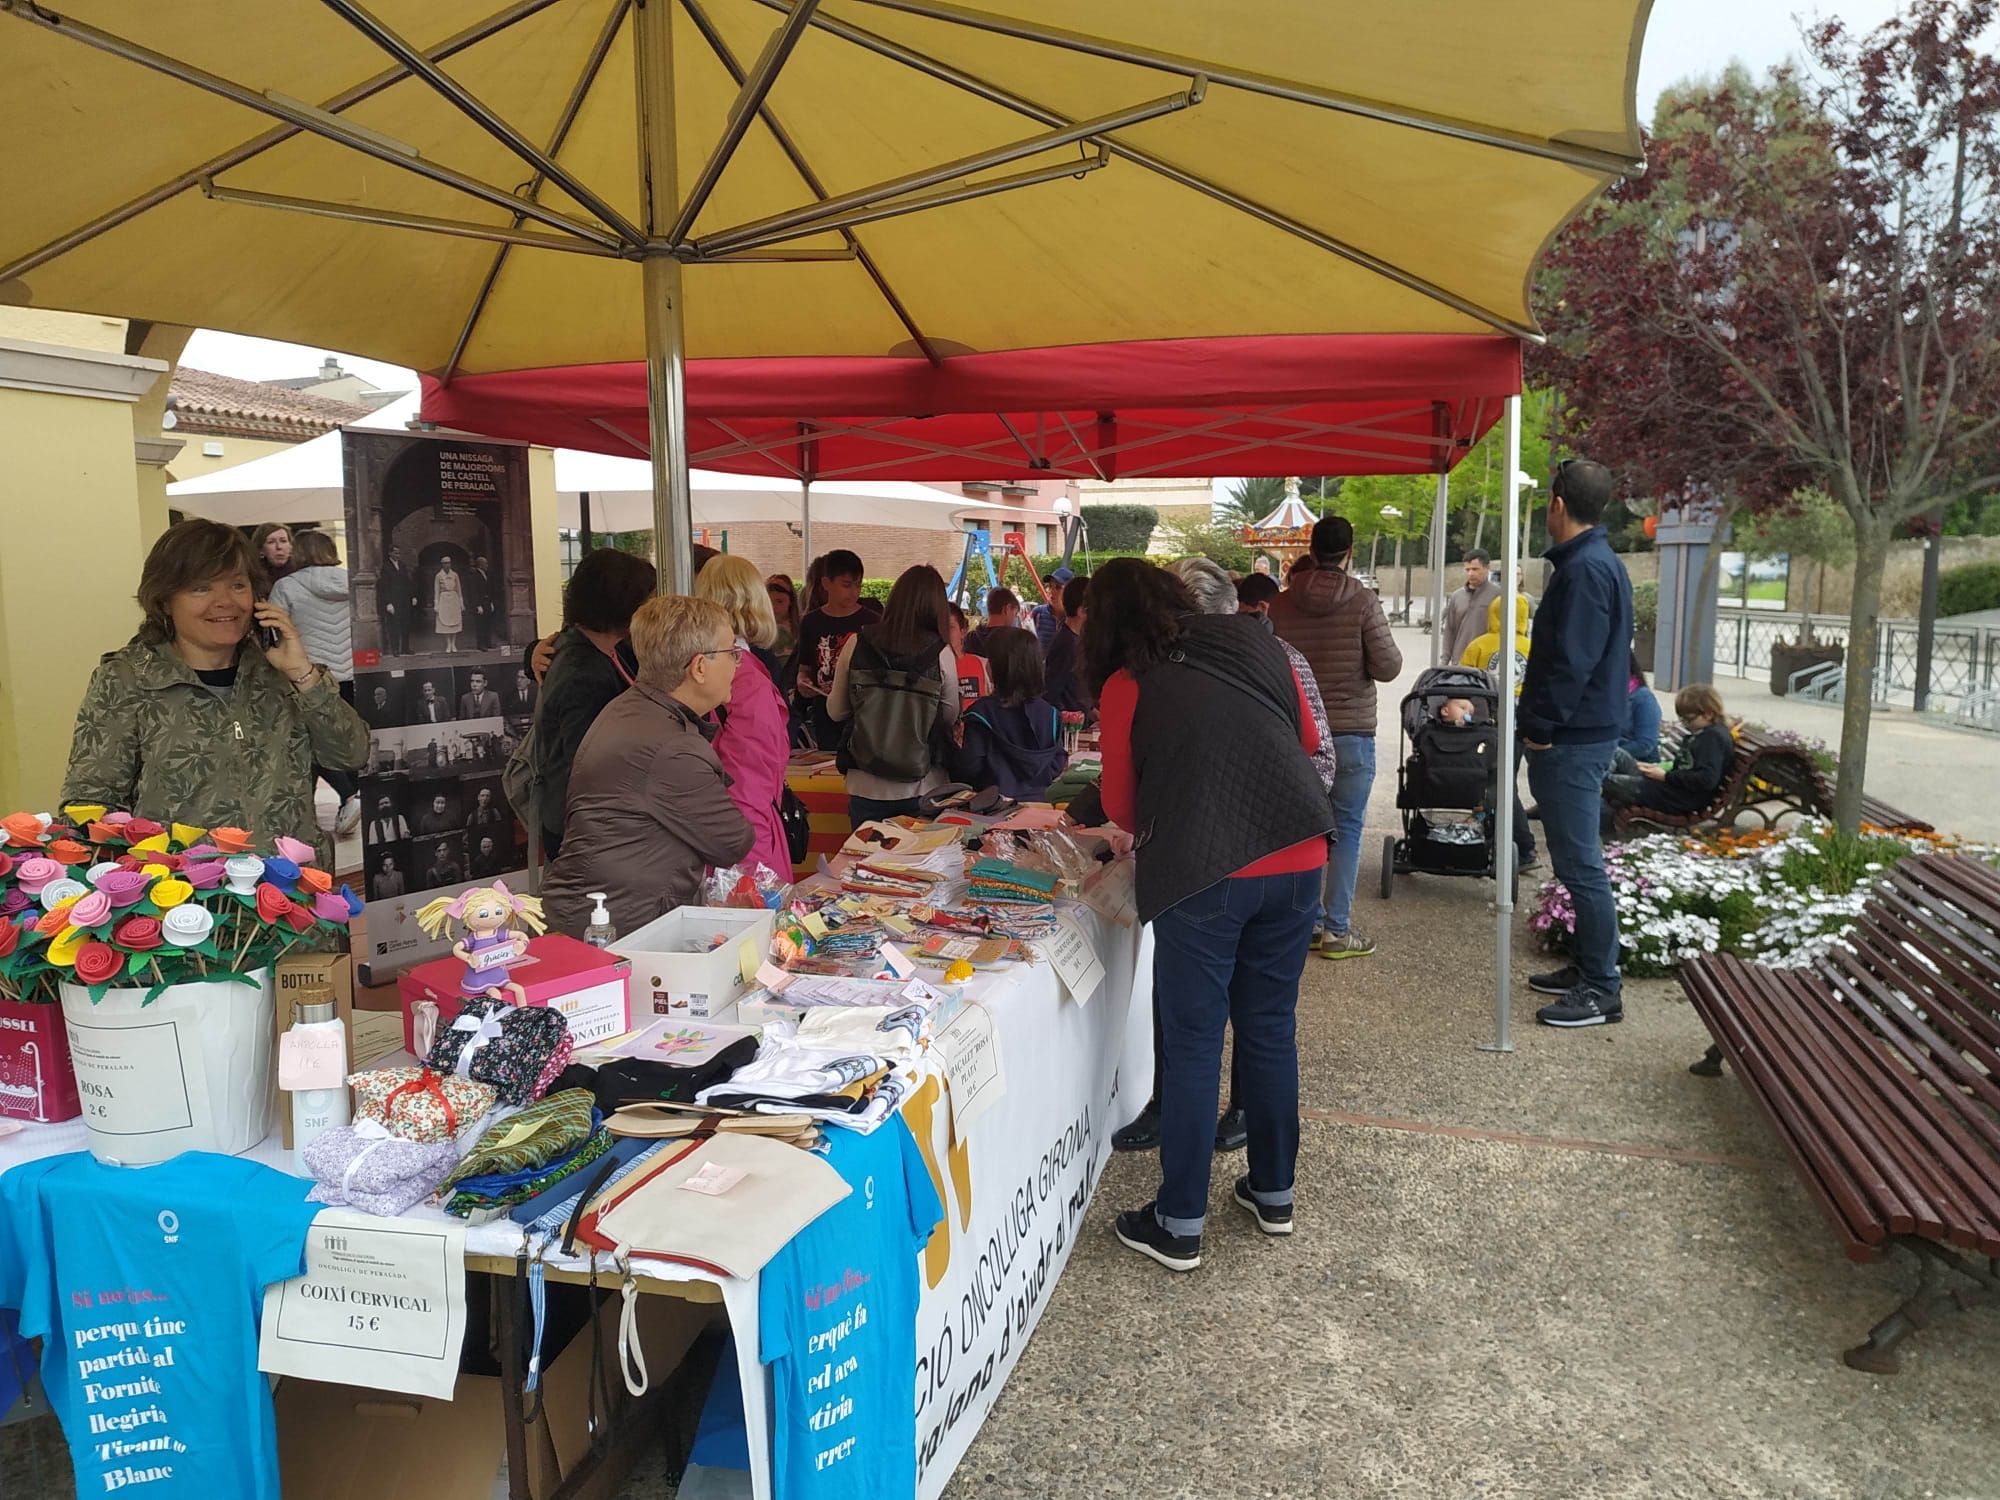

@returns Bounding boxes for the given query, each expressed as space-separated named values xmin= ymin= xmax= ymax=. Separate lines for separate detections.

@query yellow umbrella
xmin=0 ymin=0 xmax=1653 ymax=584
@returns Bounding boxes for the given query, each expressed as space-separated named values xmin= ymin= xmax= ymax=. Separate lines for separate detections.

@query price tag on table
xmin=258 ymin=1211 xmax=467 ymax=1400
xmin=1043 ymin=912 xmax=1106 ymax=1005
xmin=934 ymin=1001 xmax=1005 ymax=1134
xmin=277 ymin=1027 xmax=346 ymax=1090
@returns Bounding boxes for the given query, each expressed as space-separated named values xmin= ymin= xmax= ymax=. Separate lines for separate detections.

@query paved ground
xmin=8 ymin=628 xmax=1996 ymax=1500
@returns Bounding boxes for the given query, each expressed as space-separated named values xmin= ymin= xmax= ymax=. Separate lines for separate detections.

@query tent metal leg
xmin=1481 ymin=393 xmax=1522 ymax=1055
xmin=801 ymin=476 xmax=813 ymax=581
xmin=1429 ymin=469 xmax=1449 ymax=666
xmin=636 ymin=0 xmax=696 ymax=594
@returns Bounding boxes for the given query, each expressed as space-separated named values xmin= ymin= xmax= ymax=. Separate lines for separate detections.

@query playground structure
xmin=1240 ymin=479 xmax=1319 ymax=573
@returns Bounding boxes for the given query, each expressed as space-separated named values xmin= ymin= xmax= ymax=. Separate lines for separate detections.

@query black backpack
xmin=836 ymin=633 xmax=944 ymax=782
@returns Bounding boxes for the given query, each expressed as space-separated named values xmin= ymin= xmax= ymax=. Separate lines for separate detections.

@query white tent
xmin=169 ymin=398 xmax=973 ymax=539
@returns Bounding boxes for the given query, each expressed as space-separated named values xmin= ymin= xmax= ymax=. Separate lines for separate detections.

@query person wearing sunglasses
xmin=542 ymin=595 xmax=753 ymax=939
xmin=1516 ymin=457 xmax=1635 ymax=1029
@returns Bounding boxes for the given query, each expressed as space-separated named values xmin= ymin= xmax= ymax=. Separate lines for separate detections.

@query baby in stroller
xmin=1391 ymin=667 xmax=1502 ymax=876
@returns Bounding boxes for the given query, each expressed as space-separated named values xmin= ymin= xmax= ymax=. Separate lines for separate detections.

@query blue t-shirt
xmin=759 ymin=1119 xmax=942 ymax=1500
xmin=0 ymin=1152 xmax=320 ymax=1500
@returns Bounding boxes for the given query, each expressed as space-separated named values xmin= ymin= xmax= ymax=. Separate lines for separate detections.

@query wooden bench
xmin=1611 ymin=726 xmax=1932 ymax=838
xmin=1678 ymin=853 xmax=2000 ymax=1370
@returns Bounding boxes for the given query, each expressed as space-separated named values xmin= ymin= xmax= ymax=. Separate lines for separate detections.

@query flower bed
xmin=1529 ymin=821 xmax=1999 ymax=977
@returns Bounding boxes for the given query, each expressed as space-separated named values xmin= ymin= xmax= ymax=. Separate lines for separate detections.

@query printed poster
xmin=342 ymin=429 xmax=540 ymax=983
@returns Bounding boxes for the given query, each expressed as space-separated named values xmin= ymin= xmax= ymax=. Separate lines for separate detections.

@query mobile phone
xmin=253 ymin=591 xmax=282 ymax=650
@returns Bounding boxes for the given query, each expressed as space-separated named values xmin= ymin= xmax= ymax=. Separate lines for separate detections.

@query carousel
xmin=1241 ymin=478 xmax=1320 ymax=573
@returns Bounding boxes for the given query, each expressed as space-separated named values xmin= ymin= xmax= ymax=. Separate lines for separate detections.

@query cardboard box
xmin=0 ymin=996 xmax=80 ymax=1123
xmin=276 ymin=1295 xmax=715 ymax=1500
xmin=614 ymin=907 xmax=774 ymax=1021
xmin=397 ymin=934 xmax=631 ymax=1058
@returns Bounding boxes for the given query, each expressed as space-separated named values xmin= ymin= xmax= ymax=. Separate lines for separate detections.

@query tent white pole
xmin=1483 ymin=392 xmax=1523 ymax=1055
xmin=801 ymin=476 xmax=813 ymax=580
xmin=1428 ymin=469 xmax=1450 ymax=667
xmin=637 ymin=0 xmax=695 ymax=594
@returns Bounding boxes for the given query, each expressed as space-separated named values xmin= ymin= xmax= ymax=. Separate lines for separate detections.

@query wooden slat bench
xmin=1611 ymin=726 xmax=1932 ymax=838
xmin=1678 ymin=853 xmax=2000 ymax=1370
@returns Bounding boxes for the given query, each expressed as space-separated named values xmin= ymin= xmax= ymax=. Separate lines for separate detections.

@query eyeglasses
xmin=1550 ymin=457 xmax=1576 ymax=498
xmin=689 ymin=645 xmax=746 ymax=667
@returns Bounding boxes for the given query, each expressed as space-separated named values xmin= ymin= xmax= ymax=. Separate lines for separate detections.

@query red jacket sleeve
xmin=1096 ymin=670 xmax=1139 ymax=832
xmin=1293 ymin=668 xmax=1319 ymax=756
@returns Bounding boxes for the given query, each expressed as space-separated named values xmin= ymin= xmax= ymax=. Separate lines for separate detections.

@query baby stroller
xmin=1380 ymin=665 xmax=1505 ymax=899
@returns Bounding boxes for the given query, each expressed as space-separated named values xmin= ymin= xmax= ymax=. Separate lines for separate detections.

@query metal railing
xmin=1711 ymin=607 xmax=2000 ymax=717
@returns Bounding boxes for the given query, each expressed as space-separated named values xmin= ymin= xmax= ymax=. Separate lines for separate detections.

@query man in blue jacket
xmin=1517 ymin=459 xmax=1634 ymax=1027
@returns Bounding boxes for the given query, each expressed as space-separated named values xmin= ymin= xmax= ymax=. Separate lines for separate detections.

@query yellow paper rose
xmin=130 ymin=834 xmax=170 ymax=855
xmin=140 ymin=863 xmax=171 ymax=879
xmin=64 ymin=804 xmax=108 ymax=825
xmin=150 ymin=878 xmax=193 ymax=910
xmin=47 ymin=924 xmax=90 ymax=967
xmin=172 ymin=822 xmax=207 ymax=847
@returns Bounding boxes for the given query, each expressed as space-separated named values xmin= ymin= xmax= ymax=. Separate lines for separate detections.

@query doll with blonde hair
xmin=415 ymin=881 xmax=547 ymax=1006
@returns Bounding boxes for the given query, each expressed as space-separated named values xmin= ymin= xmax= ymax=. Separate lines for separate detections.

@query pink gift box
xmin=0 ymin=998 xmax=81 ymax=1123
xmin=396 ymin=933 xmax=631 ymax=1057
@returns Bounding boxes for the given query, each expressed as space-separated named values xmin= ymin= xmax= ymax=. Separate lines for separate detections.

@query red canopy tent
xmin=420 ymin=332 xmax=1519 ymax=481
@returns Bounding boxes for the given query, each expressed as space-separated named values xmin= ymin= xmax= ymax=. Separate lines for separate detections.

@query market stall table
xmin=0 ymin=898 xmax=1150 ymax=1500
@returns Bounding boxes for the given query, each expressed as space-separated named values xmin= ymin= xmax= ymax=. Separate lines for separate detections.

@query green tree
xmin=1733 ymin=487 xmax=1855 ymax=630
xmin=1158 ymin=513 xmax=1254 ymax=571
xmin=1219 ymin=477 xmax=1287 ymax=527
xmin=1077 ymin=503 xmax=1158 ymax=552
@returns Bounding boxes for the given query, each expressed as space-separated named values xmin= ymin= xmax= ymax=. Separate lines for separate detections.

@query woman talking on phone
xmin=62 ymin=519 xmax=370 ymax=864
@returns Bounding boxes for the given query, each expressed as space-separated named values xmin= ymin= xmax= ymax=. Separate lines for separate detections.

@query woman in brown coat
xmin=543 ymin=596 xmax=754 ymax=938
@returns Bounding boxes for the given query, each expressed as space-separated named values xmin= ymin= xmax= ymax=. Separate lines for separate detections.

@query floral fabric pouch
xmin=349 ymin=1067 xmax=498 ymax=1144
xmin=423 ymin=997 xmax=574 ymax=1105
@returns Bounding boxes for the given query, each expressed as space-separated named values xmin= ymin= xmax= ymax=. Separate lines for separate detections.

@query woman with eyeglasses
xmin=541 ymin=595 xmax=753 ymax=939
xmin=696 ymin=554 xmax=793 ymax=881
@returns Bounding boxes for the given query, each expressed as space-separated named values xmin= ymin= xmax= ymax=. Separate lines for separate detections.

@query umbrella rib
xmin=692 ymin=82 xmax=1201 ymax=256
xmin=667 ymin=0 xmax=823 ymax=245
xmin=744 ymin=0 xmax=1540 ymax=342
xmin=1049 ymin=412 xmax=1109 ymax=482
xmin=0 ymin=0 xmax=565 ymax=287
xmin=676 ymin=0 xmax=940 ymax=363
xmin=839 ymin=0 xmax=1646 ymax=177
xmin=200 ymin=181 xmax=625 ymax=256
xmin=0 ymin=2 xmax=623 ymax=252
xmin=317 ymin=0 xmax=647 ymax=246
xmin=693 ymin=148 xmax=1107 ymax=256
xmin=443 ymin=0 xmax=635 ymax=383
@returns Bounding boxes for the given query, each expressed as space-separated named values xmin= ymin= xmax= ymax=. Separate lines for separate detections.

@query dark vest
xmin=1129 ymin=614 xmax=1334 ymax=922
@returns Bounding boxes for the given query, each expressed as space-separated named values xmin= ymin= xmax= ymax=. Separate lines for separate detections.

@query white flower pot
xmin=60 ymin=967 xmax=277 ymax=1165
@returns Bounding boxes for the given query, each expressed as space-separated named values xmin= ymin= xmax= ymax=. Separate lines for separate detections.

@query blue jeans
xmin=1322 ymin=734 xmax=1375 ymax=934
xmin=1526 ymin=740 xmax=1621 ymax=995
xmin=1151 ymin=869 xmax=1319 ymax=1234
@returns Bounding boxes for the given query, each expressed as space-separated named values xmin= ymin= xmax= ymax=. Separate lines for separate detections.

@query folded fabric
xmin=966 ymin=858 xmax=1062 ymax=904
xmin=701 ymin=1066 xmax=917 ymax=1136
xmin=445 ymin=1125 xmax=614 ymax=1219
xmin=441 ymin=1087 xmax=596 ymax=1192
xmin=593 ymin=1038 xmax=760 ymax=1116
xmin=788 ymin=1006 xmax=929 ymax=1063
xmin=306 ymin=1120 xmax=461 ymax=1216
xmin=423 ymin=997 xmax=574 ymax=1105
xmin=695 ymin=1048 xmax=888 ymax=1105
xmin=350 ymin=1067 xmax=498 ymax=1145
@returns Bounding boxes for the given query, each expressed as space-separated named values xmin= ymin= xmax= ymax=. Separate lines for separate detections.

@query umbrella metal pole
xmin=800 ymin=476 xmax=813 ymax=580
xmin=1429 ymin=470 xmax=1449 ymax=666
xmin=636 ymin=0 xmax=695 ymax=594
xmin=1482 ymin=392 xmax=1522 ymax=1055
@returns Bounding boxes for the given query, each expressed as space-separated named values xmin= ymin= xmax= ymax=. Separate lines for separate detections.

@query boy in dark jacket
xmin=954 ymin=630 xmax=1069 ymax=799
xmin=1602 ymin=684 xmax=1732 ymax=827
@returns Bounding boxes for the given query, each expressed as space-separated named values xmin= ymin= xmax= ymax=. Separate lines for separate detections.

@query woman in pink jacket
xmin=695 ymin=555 xmax=792 ymax=879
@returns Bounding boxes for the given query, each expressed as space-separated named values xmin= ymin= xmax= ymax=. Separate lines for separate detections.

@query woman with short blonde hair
xmin=696 ymin=557 xmax=794 ymax=878
xmin=543 ymin=593 xmax=752 ymax=936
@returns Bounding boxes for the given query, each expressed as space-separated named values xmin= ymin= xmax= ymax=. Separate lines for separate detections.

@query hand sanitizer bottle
xmin=583 ymin=892 xmax=617 ymax=949
xmin=289 ymin=999 xmax=350 ymax=1171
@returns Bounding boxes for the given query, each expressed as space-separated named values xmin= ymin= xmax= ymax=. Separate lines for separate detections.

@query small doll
xmin=415 ymin=881 xmax=548 ymax=1006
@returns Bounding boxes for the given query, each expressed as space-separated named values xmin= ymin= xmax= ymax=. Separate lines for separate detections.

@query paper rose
xmin=299 ymin=867 xmax=334 ymax=895
xmin=0 ymin=852 xmax=12 ymax=879
xmin=86 ymin=820 xmax=123 ymax=844
xmin=339 ymin=885 xmax=365 ymax=918
xmin=48 ymin=839 xmax=91 ymax=866
xmin=14 ymin=857 xmax=61 ymax=895
xmin=36 ymin=900 xmax=79 ymax=935
xmin=45 ymin=924 xmax=89 ymax=967
xmin=66 ymin=890 xmax=113 ymax=928
xmin=149 ymin=878 xmax=193 ymax=910
xmin=122 ymin=819 xmax=165 ymax=843
xmin=181 ymin=861 xmax=227 ymax=890
xmin=225 ymin=855 xmax=265 ymax=888
xmin=38 ymin=879 xmax=87 ymax=912
xmin=72 ymin=941 xmax=125 ymax=986
xmin=62 ymin=803 xmax=108 ymax=826
xmin=312 ymin=892 xmax=352 ymax=925
xmin=263 ymin=857 xmax=302 ymax=885
xmin=255 ymin=882 xmax=313 ymax=932
xmin=0 ymin=889 xmax=28 ymax=917
xmin=209 ymin=826 xmax=253 ymax=853
xmin=171 ymin=823 xmax=207 ymax=848
xmin=181 ymin=843 xmax=220 ymax=859
xmin=94 ymin=868 xmax=153 ymax=907
xmin=161 ymin=905 xmax=214 ymax=948
xmin=112 ymin=915 xmax=165 ymax=952
xmin=1 ymin=812 xmax=43 ymax=847
xmin=0 ymin=918 xmax=20 ymax=959
xmin=273 ymin=835 xmax=316 ymax=867
xmin=102 ymin=811 xmax=132 ymax=826
xmin=85 ymin=861 xmax=120 ymax=884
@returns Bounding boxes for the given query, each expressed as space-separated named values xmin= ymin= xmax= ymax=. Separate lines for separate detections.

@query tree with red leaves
xmin=1536 ymin=2 xmax=2000 ymax=831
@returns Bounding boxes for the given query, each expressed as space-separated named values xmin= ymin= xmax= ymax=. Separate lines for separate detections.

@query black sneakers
xmin=1535 ymin=985 xmax=1624 ymax=1028
xmin=1213 ymin=1106 xmax=1248 ymax=1153
xmin=1232 ymin=1177 xmax=1293 ymax=1236
xmin=1528 ymin=963 xmax=1581 ymax=995
xmin=1112 ymin=1100 xmax=1161 ymax=1152
xmin=1114 ymin=1205 xmax=1202 ymax=1272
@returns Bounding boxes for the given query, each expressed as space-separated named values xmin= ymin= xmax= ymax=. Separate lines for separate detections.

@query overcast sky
xmin=186 ymin=0 xmax=1953 ymax=400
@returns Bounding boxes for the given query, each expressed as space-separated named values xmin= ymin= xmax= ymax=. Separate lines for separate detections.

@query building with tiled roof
xmin=167 ymin=366 xmax=370 ymax=442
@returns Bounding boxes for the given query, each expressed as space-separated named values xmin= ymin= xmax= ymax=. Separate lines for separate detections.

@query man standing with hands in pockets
xmin=1516 ymin=459 xmax=1633 ymax=1028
